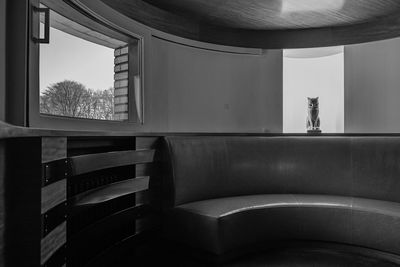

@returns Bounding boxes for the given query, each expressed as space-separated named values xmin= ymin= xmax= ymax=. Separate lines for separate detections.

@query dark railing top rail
xmin=4 ymin=121 xmax=400 ymax=139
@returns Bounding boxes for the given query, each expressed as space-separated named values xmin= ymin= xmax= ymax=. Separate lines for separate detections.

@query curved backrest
xmin=164 ymin=136 xmax=400 ymax=206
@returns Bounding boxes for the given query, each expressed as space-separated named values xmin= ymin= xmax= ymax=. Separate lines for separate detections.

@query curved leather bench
xmin=163 ymin=136 xmax=400 ymax=258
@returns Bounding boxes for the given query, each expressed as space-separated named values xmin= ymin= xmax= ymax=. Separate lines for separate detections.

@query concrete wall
xmin=345 ymin=37 xmax=400 ymax=133
xmin=0 ymin=0 xmax=6 ymax=121
xmin=141 ymin=37 xmax=283 ymax=133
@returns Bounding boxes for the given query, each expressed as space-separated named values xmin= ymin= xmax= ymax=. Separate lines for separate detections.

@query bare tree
xmin=91 ymin=88 xmax=114 ymax=120
xmin=40 ymin=80 xmax=115 ymax=120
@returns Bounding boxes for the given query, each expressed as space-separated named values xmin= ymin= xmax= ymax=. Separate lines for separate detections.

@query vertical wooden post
xmin=41 ymin=137 xmax=67 ymax=266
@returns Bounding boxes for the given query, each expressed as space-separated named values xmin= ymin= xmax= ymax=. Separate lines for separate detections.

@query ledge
xmin=4 ymin=121 xmax=400 ymax=139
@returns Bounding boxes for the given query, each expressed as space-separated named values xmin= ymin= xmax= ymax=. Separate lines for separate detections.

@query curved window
xmin=29 ymin=0 xmax=143 ymax=130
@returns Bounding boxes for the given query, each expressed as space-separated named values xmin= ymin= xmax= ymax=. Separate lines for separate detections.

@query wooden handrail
xmin=4 ymin=121 xmax=400 ymax=138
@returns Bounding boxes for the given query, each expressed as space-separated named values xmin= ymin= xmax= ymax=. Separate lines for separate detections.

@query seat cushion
xmin=163 ymin=194 xmax=400 ymax=255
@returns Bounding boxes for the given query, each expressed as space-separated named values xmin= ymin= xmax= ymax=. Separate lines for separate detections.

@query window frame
xmin=29 ymin=0 xmax=144 ymax=131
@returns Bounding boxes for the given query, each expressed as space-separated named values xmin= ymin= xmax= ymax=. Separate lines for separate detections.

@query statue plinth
xmin=307 ymin=129 xmax=322 ymax=134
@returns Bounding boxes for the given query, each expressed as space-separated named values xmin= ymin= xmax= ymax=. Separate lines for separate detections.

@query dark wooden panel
xmin=136 ymin=163 xmax=162 ymax=206
xmin=136 ymin=163 xmax=160 ymax=177
xmin=68 ymin=205 xmax=152 ymax=266
xmin=4 ymin=138 xmax=42 ymax=266
xmin=136 ymin=190 xmax=149 ymax=206
xmin=0 ymin=141 xmax=4 ymax=267
xmin=69 ymin=150 xmax=155 ymax=175
xmin=135 ymin=215 xmax=159 ymax=234
xmin=84 ymin=230 xmax=158 ymax=267
xmin=72 ymin=176 xmax=149 ymax=207
xmin=67 ymin=136 xmax=134 ymax=156
xmin=42 ymin=137 xmax=67 ymax=163
xmin=135 ymin=137 xmax=160 ymax=150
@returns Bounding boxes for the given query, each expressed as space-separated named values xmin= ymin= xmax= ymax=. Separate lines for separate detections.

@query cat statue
xmin=306 ymin=97 xmax=321 ymax=132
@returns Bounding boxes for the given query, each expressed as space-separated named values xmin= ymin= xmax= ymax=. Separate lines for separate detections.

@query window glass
xmin=39 ymin=5 xmax=140 ymax=121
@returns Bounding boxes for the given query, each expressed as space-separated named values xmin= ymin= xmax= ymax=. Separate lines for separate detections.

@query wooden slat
xmin=41 ymin=179 xmax=66 ymax=214
xmin=69 ymin=150 xmax=155 ymax=175
xmin=41 ymin=221 xmax=66 ymax=265
xmin=72 ymin=176 xmax=149 ymax=206
xmin=42 ymin=137 xmax=67 ymax=163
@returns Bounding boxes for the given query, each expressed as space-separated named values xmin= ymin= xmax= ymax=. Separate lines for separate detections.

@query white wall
xmin=345 ymin=37 xmax=400 ymax=133
xmin=142 ymin=37 xmax=283 ymax=133
xmin=283 ymin=51 xmax=344 ymax=133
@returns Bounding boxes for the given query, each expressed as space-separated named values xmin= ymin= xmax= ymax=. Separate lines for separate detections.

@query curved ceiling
xmin=100 ymin=0 xmax=400 ymax=49
xmin=142 ymin=0 xmax=400 ymax=30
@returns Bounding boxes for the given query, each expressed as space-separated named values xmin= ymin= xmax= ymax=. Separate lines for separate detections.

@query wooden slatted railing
xmin=0 ymin=122 xmax=164 ymax=267
xmin=66 ymin=136 xmax=161 ymax=267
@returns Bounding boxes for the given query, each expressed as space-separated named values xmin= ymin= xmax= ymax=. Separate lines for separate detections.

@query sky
xmin=40 ymin=26 xmax=115 ymax=93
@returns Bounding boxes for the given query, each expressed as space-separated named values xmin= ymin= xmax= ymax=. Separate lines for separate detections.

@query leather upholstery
xmin=165 ymin=194 xmax=400 ymax=255
xmin=163 ymin=136 xmax=400 ymax=256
